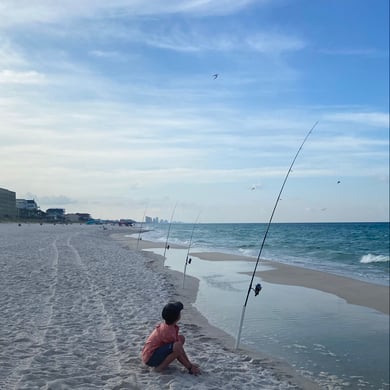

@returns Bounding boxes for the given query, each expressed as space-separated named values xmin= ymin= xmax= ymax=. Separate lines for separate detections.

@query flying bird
xmin=250 ymin=183 xmax=263 ymax=191
xmin=337 ymin=180 xmax=341 ymax=184
xmin=213 ymin=74 xmax=218 ymax=79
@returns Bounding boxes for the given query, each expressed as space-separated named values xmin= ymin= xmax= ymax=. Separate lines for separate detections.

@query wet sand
xmin=121 ymin=238 xmax=390 ymax=314
xmin=189 ymin=251 xmax=389 ymax=315
xmin=122 ymin=237 xmax=389 ymax=316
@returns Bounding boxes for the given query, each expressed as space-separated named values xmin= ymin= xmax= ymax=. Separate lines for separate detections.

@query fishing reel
xmin=186 ymin=256 xmax=192 ymax=265
xmin=252 ymin=283 xmax=262 ymax=296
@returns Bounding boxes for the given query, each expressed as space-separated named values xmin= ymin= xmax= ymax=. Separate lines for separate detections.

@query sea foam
xmin=360 ymin=254 xmax=389 ymax=264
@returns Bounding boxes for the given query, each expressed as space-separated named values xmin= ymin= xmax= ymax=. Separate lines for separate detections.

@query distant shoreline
xmin=1 ymin=220 xmax=388 ymax=226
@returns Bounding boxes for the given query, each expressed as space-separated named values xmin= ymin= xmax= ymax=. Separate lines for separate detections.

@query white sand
xmin=0 ymin=224 xmax=319 ymax=390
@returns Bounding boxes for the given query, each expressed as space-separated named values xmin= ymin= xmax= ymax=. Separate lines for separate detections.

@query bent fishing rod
xmin=235 ymin=121 xmax=319 ymax=350
xmin=183 ymin=212 xmax=201 ymax=288
xmin=163 ymin=202 xmax=177 ymax=258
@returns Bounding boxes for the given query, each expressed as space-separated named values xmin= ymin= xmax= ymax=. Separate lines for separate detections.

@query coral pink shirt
xmin=142 ymin=322 xmax=179 ymax=364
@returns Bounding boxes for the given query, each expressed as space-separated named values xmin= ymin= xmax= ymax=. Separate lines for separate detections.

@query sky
xmin=0 ymin=0 xmax=389 ymax=223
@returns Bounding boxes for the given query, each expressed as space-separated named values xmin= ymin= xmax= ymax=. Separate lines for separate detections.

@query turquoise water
xmin=141 ymin=222 xmax=389 ymax=285
xmin=138 ymin=222 xmax=389 ymax=389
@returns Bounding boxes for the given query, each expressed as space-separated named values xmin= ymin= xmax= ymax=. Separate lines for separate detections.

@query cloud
xmin=0 ymin=1 xmax=387 ymax=222
xmin=0 ymin=0 xmax=263 ymax=27
xmin=324 ymin=112 xmax=389 ymax=128
xmin=88 ymin=50 xmax=127 ymax=61
xmin=25 ymin=194 xmax=78 ymax=207
xmin=319 ymin=48 xmax=389 ymax=57
xmin=0 ymin=38 xmax=27 ymax=67
xmin=246 ymin=33 xmax=306 ymax=53
xmin=0 ymin=1 xmax=302 ymax=56
xmin=100 ymin=23 xmax=305 ymax=55
xmin=0 ymin=69 xmax=46 ymax=84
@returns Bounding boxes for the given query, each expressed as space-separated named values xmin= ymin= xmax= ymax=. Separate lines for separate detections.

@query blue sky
xmin=0 ymin=0 xmax=388 ymax=222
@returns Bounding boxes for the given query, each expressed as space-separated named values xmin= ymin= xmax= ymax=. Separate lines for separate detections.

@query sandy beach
xmin=0 ymin=224 xmax=319 ymax=390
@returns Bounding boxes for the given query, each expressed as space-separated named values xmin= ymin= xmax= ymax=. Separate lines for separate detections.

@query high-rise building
xmin=0 ymin=188 xmax=17 ymax=218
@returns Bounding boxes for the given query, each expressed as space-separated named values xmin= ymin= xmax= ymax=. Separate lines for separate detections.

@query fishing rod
xmin=136 ymin=205 xmax=148 ymax=250
xmin=183 ymin=212 xmax=201 ymax=288
xmin=235 ymin=121 xmax=318 ymax=350
xmin=163 ymin=202 xmax=177 ymax=258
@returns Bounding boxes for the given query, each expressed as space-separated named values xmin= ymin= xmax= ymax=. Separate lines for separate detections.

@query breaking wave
xmin=360 ymin=254 xmax=389 ymax=264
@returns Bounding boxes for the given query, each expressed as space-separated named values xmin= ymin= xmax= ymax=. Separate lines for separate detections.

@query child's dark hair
xmin=162 ymin=301 xmax=184 ymax=325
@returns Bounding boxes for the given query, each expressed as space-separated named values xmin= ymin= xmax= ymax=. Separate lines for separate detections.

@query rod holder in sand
xmin=183 ymin=212 xmax=200 ymax=288
xmin=136 ymin=206 xmax=147 ymax=250
xmin=163 ymin=202 xmax=177 ymax=258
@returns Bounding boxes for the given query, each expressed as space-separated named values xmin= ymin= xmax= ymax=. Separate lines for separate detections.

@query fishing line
xmin=183 ymin=211 xmax=201 ymax=288
xmin=163 ymin=202 xmax=177 ymax=258
xmin=235 ymin=121 xmax=319 ymax=349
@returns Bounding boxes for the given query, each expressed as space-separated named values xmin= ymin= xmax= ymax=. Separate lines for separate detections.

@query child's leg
xmin=154 ymin=348 xmax=179 ymax=371
xmin=155 ymin=341 xmax=186 ymax=371
xmin=177 ymin=350 xmax=201 ymax=375
xmin=177 ymin=334 xmax=199 ymax=369
xmin=176 ymin=335 xmax=199 ymax=369
xmin=156 ymin=341 xmax=200 ymax=375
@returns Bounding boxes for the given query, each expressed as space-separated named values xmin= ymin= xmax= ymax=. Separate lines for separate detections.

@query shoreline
xmin=2 ymin=223 xmax=321 ymax=389
xmin=246 ymin=260 xmax=389 ymax=315
xmin=2 ymin=224 xmax=386 ymax=389
xmin=119 ymin=235 xmax=389 ymax=316
xmin=190 ymin=252 xmax=389 ymax=315
xmin=112 ymin=232 xmax=321 ymax=389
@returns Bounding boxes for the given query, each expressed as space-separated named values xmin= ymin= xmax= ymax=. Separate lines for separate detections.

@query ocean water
xmin=138 ymin=222 xmax=389 ymax=389
xmin=140 ymin=222 xmax=389 ymax=285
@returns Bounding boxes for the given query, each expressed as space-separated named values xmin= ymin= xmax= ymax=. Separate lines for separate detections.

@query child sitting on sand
xmin=142 ymin=301 xmax=201 ymax=375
